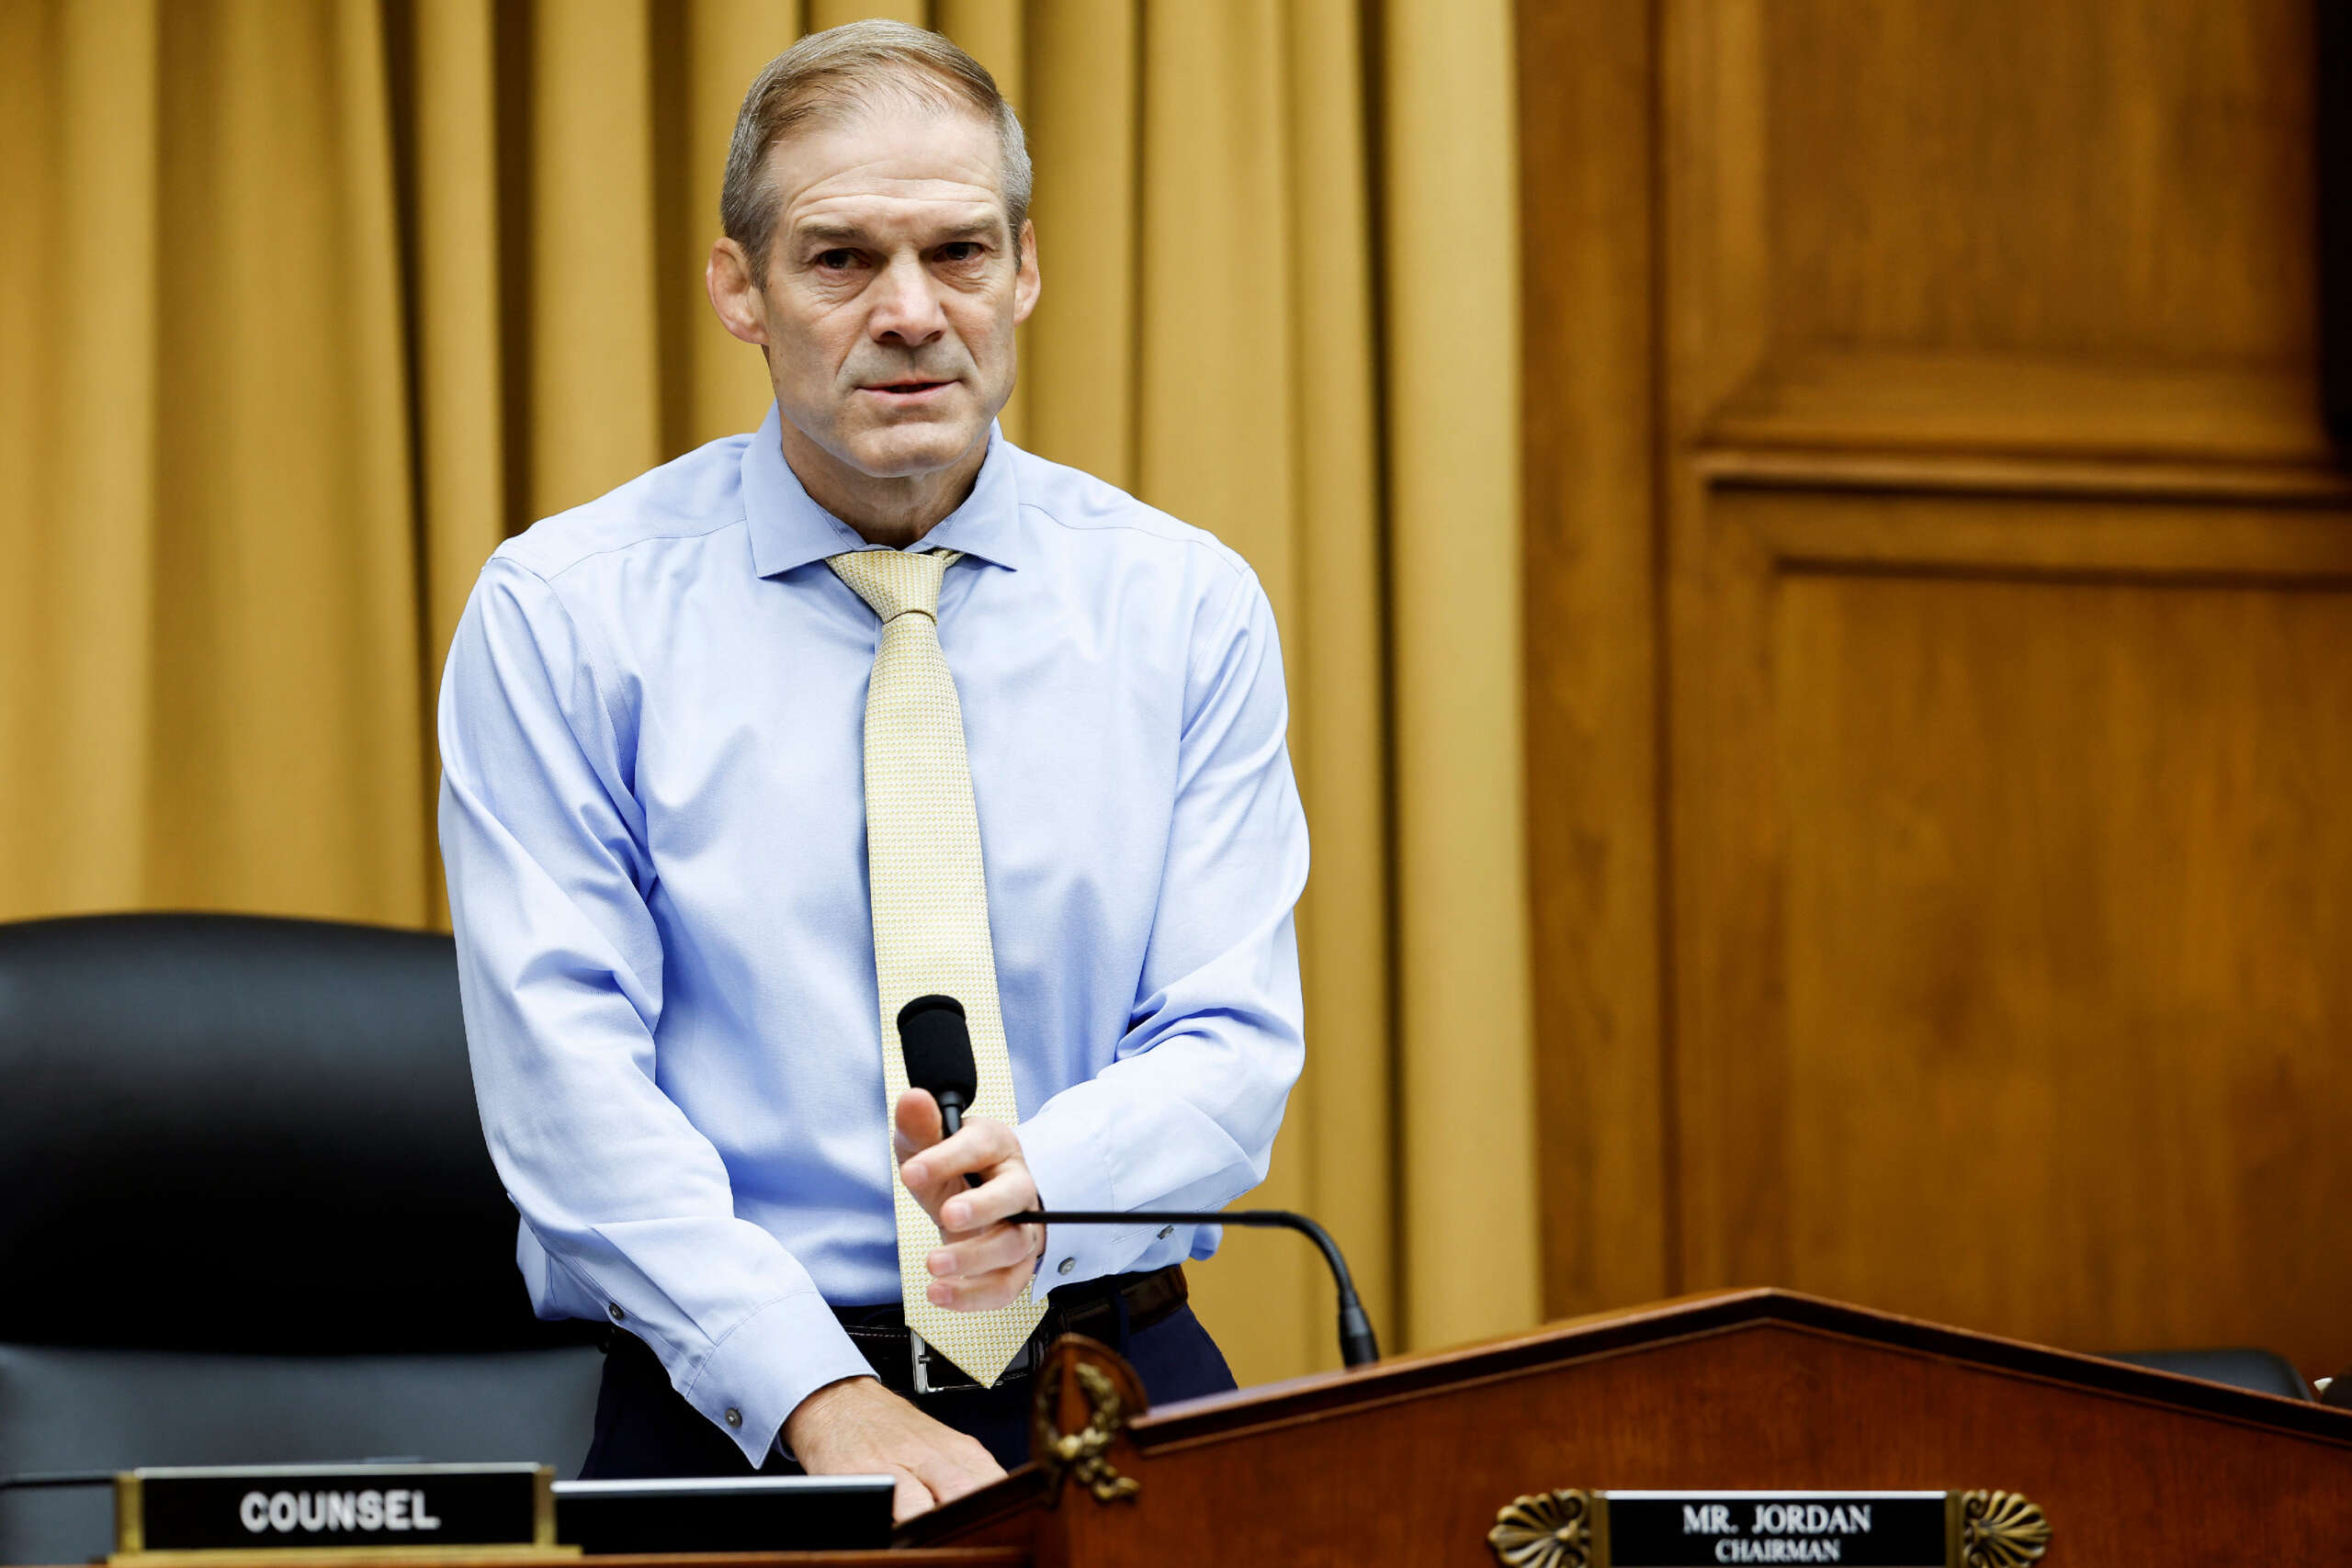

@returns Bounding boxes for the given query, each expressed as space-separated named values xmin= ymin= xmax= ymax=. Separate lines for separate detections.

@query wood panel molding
xmin=1517 ymin=0 xmax=1670 ymax=1321
xmin=1698 ymin=447 xmax=2352 ymax=507
xmin=1737 ymin=491 xmax=2352 ymax=582
xmin=1703 ymin=350 xmax=2334 ymax=468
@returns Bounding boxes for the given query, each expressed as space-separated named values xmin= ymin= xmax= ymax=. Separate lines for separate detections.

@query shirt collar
xmin=741 ymin=402 xmax=1026 ymax=577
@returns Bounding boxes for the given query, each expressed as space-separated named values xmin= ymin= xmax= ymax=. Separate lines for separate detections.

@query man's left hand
xmin=892 ymin=1091 xmax=1046 ymax=1311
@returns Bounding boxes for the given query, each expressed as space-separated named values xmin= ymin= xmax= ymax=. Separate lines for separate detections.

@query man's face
xmin=746 ymin=99 xmax=1037 ymax=481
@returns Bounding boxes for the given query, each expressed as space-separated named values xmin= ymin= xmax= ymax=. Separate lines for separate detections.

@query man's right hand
xmin=783 ymin=1375 xmax=1006 ymax=1522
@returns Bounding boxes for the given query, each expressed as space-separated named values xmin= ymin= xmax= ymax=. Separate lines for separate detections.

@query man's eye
xmin=937 ymin=243 xmax=983 ymax=264
xmin=815 ymin=249 xmax=859 ymax=270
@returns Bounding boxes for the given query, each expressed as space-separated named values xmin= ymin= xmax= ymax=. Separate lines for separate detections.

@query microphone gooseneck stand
xmin=1008 ymin=1206 xmax=1382 ymax=1369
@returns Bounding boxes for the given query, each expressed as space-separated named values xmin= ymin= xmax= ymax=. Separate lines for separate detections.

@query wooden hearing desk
xmin=71 ymin=1291 xmax=2352 ymax=1567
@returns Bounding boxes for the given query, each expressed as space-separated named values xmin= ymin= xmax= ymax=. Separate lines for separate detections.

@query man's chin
xmin=835 ymin=417 xmax=988 ymax=480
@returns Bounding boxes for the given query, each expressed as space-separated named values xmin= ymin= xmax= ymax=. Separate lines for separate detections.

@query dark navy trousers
xmin=579 ymin=1304 xmax=1235 ymax=1478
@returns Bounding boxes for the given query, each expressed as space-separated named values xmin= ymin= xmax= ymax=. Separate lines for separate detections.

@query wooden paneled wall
xmin=1522 ymin=0 xmax=2352 ymax=1374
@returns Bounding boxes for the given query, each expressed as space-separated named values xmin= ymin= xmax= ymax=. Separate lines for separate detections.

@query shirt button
xmin=1057 ymin=1258 xmax=1076 ymax=1276
xmin=1157 ymin=1225 xmax=1175 ymax=1240
xmin=724 ymin=1407 xmax=742 ymax=1428
xmin=607 ymin=1303 xmax=626 ymax=1321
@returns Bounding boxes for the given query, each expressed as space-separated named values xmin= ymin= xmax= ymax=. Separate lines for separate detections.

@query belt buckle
xmin=910 ymin=1334 xmax=949 ymax=1394
xmin=910 ymin=1332 xmax=1041 ymax=1394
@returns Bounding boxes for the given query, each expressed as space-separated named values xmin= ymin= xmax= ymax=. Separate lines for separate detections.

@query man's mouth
xmin=865 ymin=379 xmax=954 ymax=397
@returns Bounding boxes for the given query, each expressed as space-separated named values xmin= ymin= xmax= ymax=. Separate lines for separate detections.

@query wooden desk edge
xmin=36 ymin=1554 xmax=1025 ymax=1568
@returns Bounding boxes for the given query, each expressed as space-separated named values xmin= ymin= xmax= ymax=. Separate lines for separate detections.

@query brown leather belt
xmin=835 ymin=1264 xmax=1188 ymax=1395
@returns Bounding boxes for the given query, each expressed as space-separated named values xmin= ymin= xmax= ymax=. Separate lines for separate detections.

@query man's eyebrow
xmin=792 ymin=220 xmax=871 ymax=247
xmin=790 ymin=217 xmax=1005 ymax=249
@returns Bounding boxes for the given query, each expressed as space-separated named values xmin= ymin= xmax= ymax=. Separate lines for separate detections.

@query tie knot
xmin=827 ymin=548 xmax=960 ymax=623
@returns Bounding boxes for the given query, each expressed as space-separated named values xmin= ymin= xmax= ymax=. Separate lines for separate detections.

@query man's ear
xmin=1012 ymin=220 xmax=1041 ymax=326
xmin=707 ymin=237 xmax=770 ymax=345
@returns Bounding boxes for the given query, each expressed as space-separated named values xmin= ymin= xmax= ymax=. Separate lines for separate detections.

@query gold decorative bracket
xmin=1488 ymin=1490 xmax=1596 ymax=1568
xmin=1950 ymin=1489 xmax=2052 ymax=1568
xmin=1031 ymin=1334 xmax=1146 ymax=1506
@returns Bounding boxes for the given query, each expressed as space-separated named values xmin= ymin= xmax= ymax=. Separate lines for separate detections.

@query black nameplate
xmin=552 ymin=1476 xmax=894 ymax=1554
xmin=1490 ymin=1489 xmax=2052 ymax=1568
xmin=116 ymin=1464 xmax=554 ymax=1559
xmin=1606 ymin=1492 xmax=1947 ymax=1566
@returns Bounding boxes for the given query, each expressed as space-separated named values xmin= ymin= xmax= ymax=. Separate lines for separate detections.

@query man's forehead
xmin=786 ymin=183 xmax=1005 ymax=241
xmin=768 ymin=102 xmax=1008 ymax=230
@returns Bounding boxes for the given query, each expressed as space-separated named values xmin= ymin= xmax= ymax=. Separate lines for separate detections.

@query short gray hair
xmin=721 ymin=19 xmax=1033 ymax=277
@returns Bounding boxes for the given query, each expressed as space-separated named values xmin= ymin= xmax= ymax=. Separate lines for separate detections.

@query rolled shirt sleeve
xmin=1016 ymin=564 xmax=1310 ymax=1284
xmin=439 ymin=558 xmax=871 ymax=1465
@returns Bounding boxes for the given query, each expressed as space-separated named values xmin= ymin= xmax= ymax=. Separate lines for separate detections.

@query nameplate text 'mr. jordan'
xmin=1487 ymin=1488 xmax=2052 ymax=1568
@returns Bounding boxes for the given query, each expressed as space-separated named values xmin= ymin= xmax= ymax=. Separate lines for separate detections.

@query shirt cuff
xmin=677 ymin=1288 xmax=876 ymax=1468
xmin=1019 ymin=1095 xmax=1159 ymax=1290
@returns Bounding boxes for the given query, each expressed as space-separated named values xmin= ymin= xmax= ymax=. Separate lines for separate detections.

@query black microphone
xmin=897 ymin=994 xmax=983 ymax=1189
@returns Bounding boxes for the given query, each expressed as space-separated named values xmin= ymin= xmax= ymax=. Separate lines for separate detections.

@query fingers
xmin=898 ymin=1113 xmax=1020 ymax=1195
xmin=921 ymin=1179 xmax=1043 ymax=1312
xmin=790 ymin=1379 xmax=1001 ymax=1522
xmin=923 ymin=1260 xmax=1036 ymax=1311
xmin=925 ymin=1215 xmax=1040 ymax=1280
xmin=905 ymin=1431 xmax=1006 ymax=1509
xmin=936 ymin=1162 xmax=1038 ymax=1232
xmin=888 ymin=1468 xmax=933 ymax=1525
xmin=891 ymin=1089 xmax=944 ymax=1161
xmin=893 ymin=1113 xmax=1041 ymax=1312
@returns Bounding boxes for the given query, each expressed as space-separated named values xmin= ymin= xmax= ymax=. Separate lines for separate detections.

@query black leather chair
xmin=0 ymin=913 xmax=602 ymax=1565
xmin=2101 ymin=1348 xmax=2314 ymax=1402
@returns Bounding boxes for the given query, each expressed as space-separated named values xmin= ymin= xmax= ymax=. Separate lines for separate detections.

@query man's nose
xmin=867 ymin=254 xmax=948 ymax=346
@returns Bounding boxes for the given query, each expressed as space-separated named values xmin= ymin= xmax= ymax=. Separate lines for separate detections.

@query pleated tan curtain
xmin=0 ymin=0 xmax=1534 ymax=1381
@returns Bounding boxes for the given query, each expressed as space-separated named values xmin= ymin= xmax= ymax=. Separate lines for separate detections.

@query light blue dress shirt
xmin=437 ymin=404 xmax=1308 ymax=1464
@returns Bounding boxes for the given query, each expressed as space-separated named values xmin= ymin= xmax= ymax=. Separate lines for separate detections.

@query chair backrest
xmin=0 ymin=913 xmax=601 ymax=1565
xmin=2103 ymin=1348 xmax=2313 ymax=1402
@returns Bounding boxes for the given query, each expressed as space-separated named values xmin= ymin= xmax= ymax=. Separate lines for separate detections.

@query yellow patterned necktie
xmin=827 ymin=547 xmax=1046 ymax=1388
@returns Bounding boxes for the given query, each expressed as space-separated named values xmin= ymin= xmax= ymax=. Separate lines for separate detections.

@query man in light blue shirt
xmin=437 ymin=21 xmax=1306 ymax=1520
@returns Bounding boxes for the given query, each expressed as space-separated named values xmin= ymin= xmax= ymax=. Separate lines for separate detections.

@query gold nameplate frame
xmin=112 ymin=1463 xmax=571 ymax=1564
xmin=1487 ymin=1488 xmax=2052 ymax=1567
